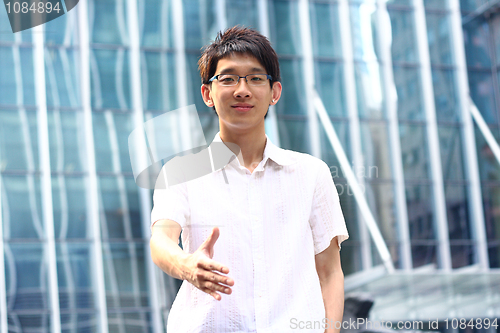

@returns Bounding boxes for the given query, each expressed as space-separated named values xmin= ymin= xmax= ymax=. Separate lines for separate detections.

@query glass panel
xmin=275 ymin=58 xmax=306 ymax=116
xmin=269 ymin=0 xmax=301 ymax=56
xmin=186 ymin=53 xmax=211 ymax=114
xmin=60 ymin=313 xmax=99 ymax=333
xmin=0 ymin=109 xmax=39 ymax=172
xmin=48 ymin=110 xmax=86 ymax=173
xmin=360 ymin=121 xmax=392 ymax=179
xmin=423 ymin=0 xmax=449 ymax=9
xmin=310 ymin=2 xmax=342 ymax=58
xmin=355 ymin=62 xmax=384 ymax=119
xmin=460 ymin=0 xmax=491 ymax=12
xmin=350 ymin=3 xmax=378 ymax=61
xmin=140 ymin=0 xmax=174 ymax=48
xmin=98 ymin=176 xmax=142 ymax=240
xmin=90 ymin=49 xmax=131 ymax=110
xmin=426 ymin=13 xmax=453 ymax=65
xmin=365 ymin=182 xmax=397 ymax=241
xmin=474 ymin=125 xmax=500 ymax=182
xmin=492 ymin=14 xmax=500 ymax=66
xmin=226 ymin=0 xmax=258 ymax=28
xmin=406 ymin=183 xmax=436 ymax=240
xmin=0 ymin=47 xmax=17 ymax=106
xmin=2 ymin=175 xmax=44 ymax=240
xmin=90 ymin=0 xmax=129 ymax=45
xmin=314 ymin=61 xmax=346 ymax=118
xmin=5 ymin=243 xmax=49 ymax=313
xmin=102 ymin=243 xmax=150 ymax=309
xmin=277 ymin=118 xmax=309 ymax=154
xmin=463 ymin=20 xmax=492 ymax=69
xmin=52 ymin=176 xmax=90 ymax=239
xmin=389 ymin=8 xmax=418 ymax=63
xmin=399 ymin=124 xmax=431 ymax=180
xmin=107 ymin=312 xmax=152 ymax=332
xmin=438 ymin=125 xmax=466 ymax=181
xmin=93 ymin=111 xmax=134 ymax=174
xmin=445 ymin=184 xmax=471 ymax=240
xmin=483 ymin=185 xmax=500 ymax=254
xmin=393 ymin=66 xmax=425 ymax=121
xmin=56 ymin=243 xmax=96 ymax=309
xmin=44 ymin=9 xmax=78 ymax=46
xmin=386 ymin=0 xmax=412 ymax=5
xmin=468 ymin=70 xmax=498 ymax=125
xmin=183 ymin=0 xmax=217 ymax=50
xmin=143 ymin=51 xmax=177 ymax=111
xmin=432 ymin=68 xmax=459 ymax=122
xmin=488 ymin=244 xmax=500 ymax=268
xmin=0 ymin=47 xmax=36 ymax=106
xmin=45 ymin=48 xmax=80 ymax=108
xmin=450 ymin=244 xmax=474 ymax=268
xmin=320 ymin=121 xmax=350 ymax=179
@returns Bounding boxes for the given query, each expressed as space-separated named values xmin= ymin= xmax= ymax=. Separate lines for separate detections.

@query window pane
xmin=90 ymin=49 xmax=131 ymax=110
xmin=276 ymin=58 xmax=306 ymax=116
xmin=350 ymin=3 xmax=378 ymax=61
xmin=400 ymin=124 xmax=431 ymax=180
xmin=0 ymin=109 xmax=39 ymax=172
xmin=426 ymin=13 xmax=453 ymax=65
xmin=393 ymin=66 xmax=425 ymax=121
xmin=269 ymin=0 xmax=301 ymax=56
xmin=360 ymin=122 xmax=392 ymax=179
xmin=464 ymin=20 xmax=492 ymax=69
xmin=90 ymin=0 xmax=129 ymax=45
xmin=475 ymin=125 xmax=500 ymax=182
xmin=438 ymin=125 xmax=466 ymax=181
xmin=469 ymin=71 xmax=498 ymax=125
xmin=226 ymin=0 xmax=259 ymax=28
xmin=183 ymin=0 xmax=217 ymax=50
xmin=320 ymin=121 xmax=350 ymax=179
xmin=277 ymin=118 xmax=309 ymax=154
xmin=140 ymin=0 xmax=174 ymax=48
xmin=310 ymin=2 xmax=342 ymax=58
xmin=142 ymin=51 xmax=177 ymax=111
xmin=389 ymin=9 xmax=418 ymax=63
xmin=45 ymin=49 xmax=80 ymax=108
xmin=355 ymin=62 xmax=384 ymax=119
xmin=315 ymin=61 xmax=346 ymax=117
xmin=52 ymin=176 xmax=90 ymax=239
xmin=432 ymin=68 xmax=459 ymax=122
xmin=2 ymin=176 xmax=44 ymax=240
xmin=99 ymin=176 xmax=143 ymax=240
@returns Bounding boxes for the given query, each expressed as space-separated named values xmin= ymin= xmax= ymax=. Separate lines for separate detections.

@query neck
xmin=219 ymin=125 xmax=267 ymax=170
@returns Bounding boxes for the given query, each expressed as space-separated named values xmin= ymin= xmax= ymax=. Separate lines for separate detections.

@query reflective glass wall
xmin=0 ymin=0 xmax=498 ymax=332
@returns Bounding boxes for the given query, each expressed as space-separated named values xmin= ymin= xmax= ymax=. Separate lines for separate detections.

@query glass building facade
xmin=0 ymin=0 xmax=499 ymax=331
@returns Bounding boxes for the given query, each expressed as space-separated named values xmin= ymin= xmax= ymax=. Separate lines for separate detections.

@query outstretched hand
xmin=182 ymin=227 xmax=234 ymax=301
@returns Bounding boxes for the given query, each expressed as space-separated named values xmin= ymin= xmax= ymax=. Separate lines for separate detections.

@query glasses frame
xmin=208 ymin=73 xmax=273 ymax=86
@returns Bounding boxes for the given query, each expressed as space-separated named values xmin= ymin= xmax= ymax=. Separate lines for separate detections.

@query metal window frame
xmin=126 ymin=0 xmax=163 ymax=331
xmin=338 ymin=0 xmax=372 ymax=270
xmin=449 ymin=0 xmax=490 ymax=270
xmin=33 ymin=24 xmax=62 ymax=333
xmin=376 ymin=0 xmax=413 ymax=270
xmin=413 ymin=0 xmax=451 ymax=270
xmin=77 ymin=2 xmax=109 ymax=332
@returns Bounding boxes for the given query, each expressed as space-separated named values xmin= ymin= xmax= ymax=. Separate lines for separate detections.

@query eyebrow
xmin=218 ymin=67 xmax=266 ymax=74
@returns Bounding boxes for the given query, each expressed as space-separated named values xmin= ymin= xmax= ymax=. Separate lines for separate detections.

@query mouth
xmin=231 ymin=104 xmax=253 ymax=112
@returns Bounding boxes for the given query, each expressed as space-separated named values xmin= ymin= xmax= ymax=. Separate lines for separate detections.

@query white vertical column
xmin=376 ymin=0 xmax=412 ymax=270
xmin=32 ymin=25 xmax=62 ymax=333
xmin=126 ymin=0 xmax=163 ymax=331
xmin=338 ymin=0 xmax=372 ymax=270
xmin=298 ymin=0 xmax=320 ymax=158
xmin=78 ymin=1 xmax=109 ymax=331
xmin=413 ymin=0 xmax=451 ymax=270
xmin=216 ymin=0 xmax=227 ymax=32
xmin=259 ymin=0 xmax=281 ymax=147
xmin=0 ymin=157 xmax=7 ymax=333
xmin=448 ymin=0 xmax=489 ymax=270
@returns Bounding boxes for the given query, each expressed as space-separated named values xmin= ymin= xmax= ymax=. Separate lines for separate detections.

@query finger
xmin=202 ymin=287 xmax=221 ymax=301
xmin=201 ymin=227 xmax=219 ymax=254
xmin=200 ymin=270 xmax=234 ymax=287
xmin=204 ymin=281 xmax=232 ymax=294
xmin=198 ymin=258 xmax=230 ymax=275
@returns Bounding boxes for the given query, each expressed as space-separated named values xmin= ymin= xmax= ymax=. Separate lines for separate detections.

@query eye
xmin=250 ymin=75 xmax=264 ymax=81
xmin=219 ymin=75 xmax=236 ymax=83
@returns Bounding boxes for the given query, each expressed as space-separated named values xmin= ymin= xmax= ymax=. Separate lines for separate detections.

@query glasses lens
xmin=218 ymin=74 xmax=239 ymax=86
xmin=247 ymin=74 xmax=268 ymax=86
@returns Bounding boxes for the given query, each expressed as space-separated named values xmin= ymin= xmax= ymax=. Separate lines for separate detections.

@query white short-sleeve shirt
xmin=151 ymin=132 xmax=349 ymax=333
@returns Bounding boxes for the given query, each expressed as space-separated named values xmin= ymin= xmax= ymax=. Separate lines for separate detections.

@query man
xmin=150 ymin=26 xmax=349 ymax=332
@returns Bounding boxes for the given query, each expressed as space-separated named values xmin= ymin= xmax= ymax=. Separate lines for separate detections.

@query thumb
xmin=201 ymin=227 xmax=220 ymax=257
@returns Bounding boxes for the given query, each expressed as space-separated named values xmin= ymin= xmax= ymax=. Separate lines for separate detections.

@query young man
xmin=150 ymin=26 xmax=349 ymax=332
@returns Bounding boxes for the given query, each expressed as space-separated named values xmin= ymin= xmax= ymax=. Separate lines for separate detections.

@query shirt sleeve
xmin=150 ymin=166 xmax=190 ymax=231
xmin=309 ymin=160 xmax=349 ymax=254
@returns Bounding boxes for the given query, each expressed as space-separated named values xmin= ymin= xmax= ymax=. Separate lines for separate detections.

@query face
xmin=201 ymin=53 xmax=282 ymax=133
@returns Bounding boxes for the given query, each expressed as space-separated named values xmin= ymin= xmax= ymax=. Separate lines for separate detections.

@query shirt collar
xmin=211 ymin=131 xmax=295 ymax=169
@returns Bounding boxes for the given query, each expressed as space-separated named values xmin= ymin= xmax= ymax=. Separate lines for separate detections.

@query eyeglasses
xmin=208 ymin=74 xmax=272 ymax=86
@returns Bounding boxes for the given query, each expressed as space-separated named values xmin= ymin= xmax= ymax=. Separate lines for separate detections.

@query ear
xmin=270 ymin=81 xmax=282 ymax=106
xmin=201 ymin=84 xmax=214 ymax=107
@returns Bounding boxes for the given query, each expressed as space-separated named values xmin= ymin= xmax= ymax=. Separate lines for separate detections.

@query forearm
xmin=320 ymin=272 xmax=344 ymax=333
xmin=150 ymin=232 xmax=189 ymax=280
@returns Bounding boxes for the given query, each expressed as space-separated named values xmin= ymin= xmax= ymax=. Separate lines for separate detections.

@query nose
xmin=233 ymin=78 xmax=252 ymax=99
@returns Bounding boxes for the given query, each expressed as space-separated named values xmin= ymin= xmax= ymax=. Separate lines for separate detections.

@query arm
xmin=150 ymin=220 xmax=234 ymax=300
xmin=315 ymin=236 xmax=344 ymax=333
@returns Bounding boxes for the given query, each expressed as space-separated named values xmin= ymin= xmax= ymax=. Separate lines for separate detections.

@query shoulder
xmin=276 ymin=147 xmax=330 ymax=172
